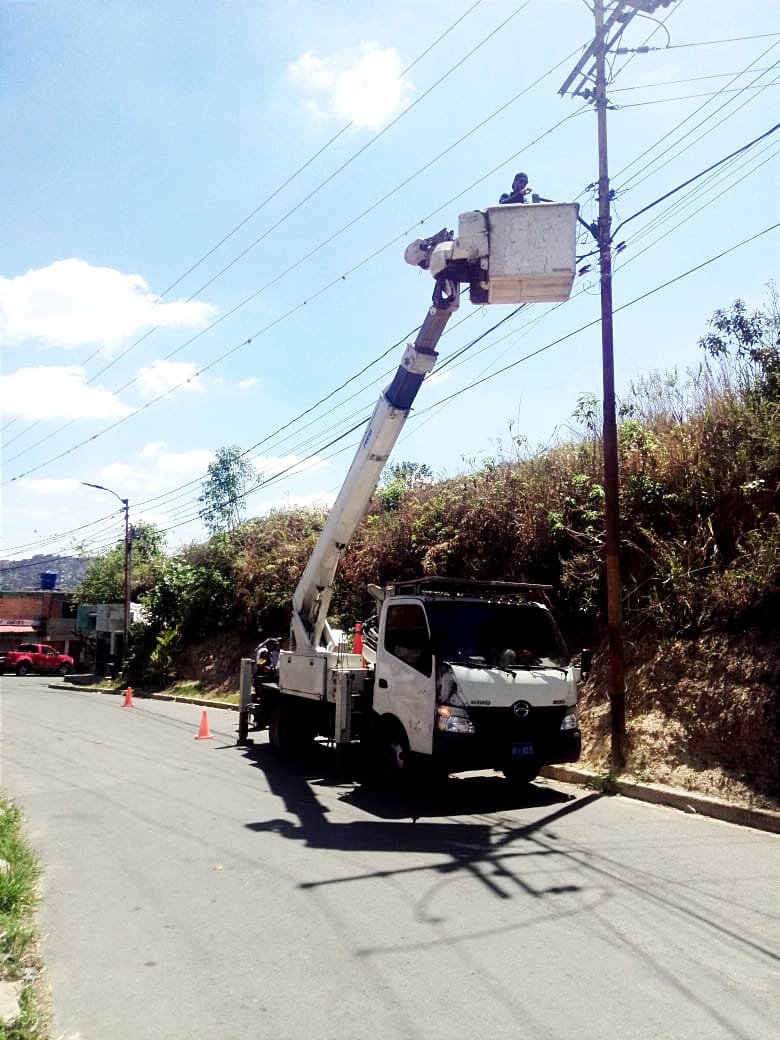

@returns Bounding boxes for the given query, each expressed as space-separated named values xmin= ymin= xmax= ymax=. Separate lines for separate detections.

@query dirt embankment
xmin=178 ymin=629 xmax=779 ymax=810
xmin=578 ymin=630 xmax=779 ymax=809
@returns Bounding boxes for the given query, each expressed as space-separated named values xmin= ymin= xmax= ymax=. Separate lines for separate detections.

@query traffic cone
xmin=194 ymin=710 xmax=213 ymax=740
xmin=353 ymin=623 xmax=363 ymax=657
xmin=121 ymin=686 xmax=134 ymax=708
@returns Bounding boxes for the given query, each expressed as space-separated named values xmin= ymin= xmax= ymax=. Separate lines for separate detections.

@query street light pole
xmin=82 ymin=482 xmax=130 ymax=670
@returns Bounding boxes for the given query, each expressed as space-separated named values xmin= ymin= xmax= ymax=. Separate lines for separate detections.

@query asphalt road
xmin=1 ymin=678 xmax=778 ymax=1040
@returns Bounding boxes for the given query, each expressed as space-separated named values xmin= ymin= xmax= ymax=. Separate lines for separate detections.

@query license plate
xmin=511 ymin=742 xmax=535 ymax=759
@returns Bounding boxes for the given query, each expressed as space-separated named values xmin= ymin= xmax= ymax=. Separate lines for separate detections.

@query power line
xmin=3 ymin=104 xmax=588 ymax=482
xmin=611 ymin=122 xmax=780 ymax=237
xmin=609 ymin=67 xmax=775 ymax=91
xmin=5 ymin=120 xmax=775 ymax=558
xmin=616 ymin=31 xmax=780 ymax=53
xmin=0 ymin=0 xmax=488 ymax=447
xmin=614 ymin=81 xmax=780 ymax=106
xmin=5 ymin=213 xmax=777 ymax=565
xmin=3 ymin=40 xmax=584 ymax=470
xmin=173 ymin=219 xmax=780 ymax=538
xmin=613 ymin=42 xmax=780 ymax=189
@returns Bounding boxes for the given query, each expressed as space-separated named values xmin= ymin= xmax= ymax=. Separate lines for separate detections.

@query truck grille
xmin=468 ymin=705 xmax=567 ymax=743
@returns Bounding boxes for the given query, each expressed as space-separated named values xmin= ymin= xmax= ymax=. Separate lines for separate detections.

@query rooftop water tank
xmin=40 ymin=571 xmax=57 ymax=590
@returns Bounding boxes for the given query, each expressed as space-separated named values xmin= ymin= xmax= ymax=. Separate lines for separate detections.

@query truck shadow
xmin=241 ymin=737 xmax=598 ymax=902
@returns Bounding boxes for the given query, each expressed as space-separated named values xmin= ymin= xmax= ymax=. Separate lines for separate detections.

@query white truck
xmin=250 ymin=201 xmax=590 ymax=785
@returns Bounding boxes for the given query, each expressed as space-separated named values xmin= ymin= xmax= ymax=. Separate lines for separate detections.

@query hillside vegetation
xmin=83 ymin=296 xmax=780 ymax=805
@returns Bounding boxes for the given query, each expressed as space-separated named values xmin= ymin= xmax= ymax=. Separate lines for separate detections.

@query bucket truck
xmin=251 ymin=201 xmax=589 ymax=784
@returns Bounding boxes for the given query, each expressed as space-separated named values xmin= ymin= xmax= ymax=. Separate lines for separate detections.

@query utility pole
xmin=82 ymin=482 xmax=131 ymax=671
xmin=593 ymin=0 xmax=625 ymax=771
xmin=559 ymin=0 xmax=675 ymax=770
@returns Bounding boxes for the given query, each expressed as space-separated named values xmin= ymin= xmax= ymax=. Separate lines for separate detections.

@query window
xmin=384 ymin=603 xmax=432 ymax=676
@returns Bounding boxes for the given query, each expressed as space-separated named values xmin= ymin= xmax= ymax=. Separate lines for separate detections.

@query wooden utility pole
xmin=593 ymin=0 xmax=626 ymax=771
xmin=559 ymin=0 xmax=678 ymax=770
xmin=560 ymin=0 xmax=668 ymax=771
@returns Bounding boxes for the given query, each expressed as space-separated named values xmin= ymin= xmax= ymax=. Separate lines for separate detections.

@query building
xmin=0 ymin=590 xmax=84 ymax=664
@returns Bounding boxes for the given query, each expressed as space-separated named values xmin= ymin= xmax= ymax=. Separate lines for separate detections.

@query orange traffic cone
xmin=121 ymin=686 xmax=134 ymax=708
xmin=353 ymin=622 xmax=363 ymax=657
xmin=194 ymin=710 xmax=213 ymax=740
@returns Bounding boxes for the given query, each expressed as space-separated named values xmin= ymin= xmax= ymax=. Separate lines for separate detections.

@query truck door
xmin=375 ymin=599 xmax=435 ymax=755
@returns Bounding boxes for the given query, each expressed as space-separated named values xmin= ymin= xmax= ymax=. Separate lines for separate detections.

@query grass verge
xmin=0 ymin=794 xmax=47 ymax=1040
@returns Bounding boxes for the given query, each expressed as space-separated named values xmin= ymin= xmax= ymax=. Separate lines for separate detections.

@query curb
xmin=151 ymin=692 xmax=239 ymax=712
xmin=541 ymin=765 xmax=780 ymax=835
xmin=51 ymin=684 xmax=779 ymax=835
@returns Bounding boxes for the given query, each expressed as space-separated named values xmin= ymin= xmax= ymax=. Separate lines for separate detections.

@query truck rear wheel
xmin=268 ymin=698 xmax=313 ymax=756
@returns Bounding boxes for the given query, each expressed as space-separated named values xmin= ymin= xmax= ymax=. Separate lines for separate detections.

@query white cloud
xmin=0 ymin=258 xmax=216 ymax=351
xmin=0 ymin=365 xmax=132 ymax=421
xmin=288 ymin=43 xmax=413 ymax=129
xmin=236 ymin=377 xmax=258 ymax=390
xmin=136 ymin=359 xmax=204 ymax=398
xmin=13 ymin=477 xmax=86 ymax=497
xmin=154 ymin=448 xmax=215 ymax=473
xmin=140 ymin=442 xmax=164 ymax=458
xmin=425 ymin=370 xmax=453 ymax=388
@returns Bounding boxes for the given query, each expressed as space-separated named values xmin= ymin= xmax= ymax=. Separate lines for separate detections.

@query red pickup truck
xmin=0 ymin=643 xmax=74 ymax=677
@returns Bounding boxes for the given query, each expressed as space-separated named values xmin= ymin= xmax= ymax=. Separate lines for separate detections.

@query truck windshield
xmin=424 ymin=599 xmax=570 ymax=669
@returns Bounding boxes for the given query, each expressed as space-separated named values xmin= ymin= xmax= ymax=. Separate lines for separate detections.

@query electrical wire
xmin=614 ymin=81 xmax=780 ymax=107
xmin=4 ymin=139 xmax=777 ymax=561
xmin=2 ymin=40 xmax=586 ymax=467
xmin=9 ymin=210 xmax=777 ymax=568
xmin=2 ymin=103 xmax=589 ymax=483
xmin=616 ymin=32 xmax=780 ymax=53
xmin=0 ymin=0 xmax=487 ymax=445
xmin=613 ymin=42 xmax=780 ymax=190
xmin=4 ymin=34 xmax=777 ymax=553
xmin=611 ymin=122 xmax=780 ymax=238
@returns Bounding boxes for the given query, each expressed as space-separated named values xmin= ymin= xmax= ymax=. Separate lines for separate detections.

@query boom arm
xmin=291 ymin=297 xmax=457 ymax=652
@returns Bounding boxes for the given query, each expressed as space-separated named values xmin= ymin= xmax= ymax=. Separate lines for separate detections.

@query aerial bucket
xmin=408 ymin=202 xmax=580 ymax=306
xmin=457 ymin=202 xmax=580 ymax=304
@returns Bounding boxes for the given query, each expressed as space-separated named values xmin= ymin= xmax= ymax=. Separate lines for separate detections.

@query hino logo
xmin=512 ymin=700 xmax=531 ymax=719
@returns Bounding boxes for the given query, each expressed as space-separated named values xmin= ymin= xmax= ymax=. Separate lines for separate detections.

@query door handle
xmin=378 ymin=678 xmax=388 ymax=688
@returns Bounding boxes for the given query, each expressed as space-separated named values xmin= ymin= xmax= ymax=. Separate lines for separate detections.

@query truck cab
xmin=370 ymin=579 xmax=581 ymax=783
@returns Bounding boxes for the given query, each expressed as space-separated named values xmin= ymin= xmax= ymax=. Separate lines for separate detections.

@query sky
xmin=1 ymin=0 xmax=778 ymax=579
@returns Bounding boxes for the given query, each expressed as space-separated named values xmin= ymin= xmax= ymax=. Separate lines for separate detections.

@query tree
xmin=699 ymin=290 xmax=780 ymax=401
xmin=198 ymin=445 xmax=256 ymax=535
xmin=75 ymin=521 xmax=165 ymax=603
xmin=377 ymin=460 xmax=433 ymax=512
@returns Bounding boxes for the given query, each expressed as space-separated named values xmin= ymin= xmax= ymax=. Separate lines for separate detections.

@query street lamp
xmin=82 ymin=482 xmax=130 ymax=671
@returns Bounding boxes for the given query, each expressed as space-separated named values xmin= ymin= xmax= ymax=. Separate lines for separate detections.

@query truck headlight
xmin=560 ymin=712 xmax=577 ymax=731
xmin=436 ymin=704 xmax=475 ymax=734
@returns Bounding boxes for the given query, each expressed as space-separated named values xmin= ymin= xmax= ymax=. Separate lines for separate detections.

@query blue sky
xmin=1 ymin=0 xmax=778 ymax=571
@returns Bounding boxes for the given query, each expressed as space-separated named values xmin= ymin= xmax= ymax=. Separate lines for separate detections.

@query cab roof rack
xmin=389 ymin=576 xmax=552 ymax=601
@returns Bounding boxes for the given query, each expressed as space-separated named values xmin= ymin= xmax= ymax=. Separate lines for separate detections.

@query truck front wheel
xmin=371 ymin=719 xmax=411 ymax=788
xmin=502 ymin=763 xmax=538 ymax=787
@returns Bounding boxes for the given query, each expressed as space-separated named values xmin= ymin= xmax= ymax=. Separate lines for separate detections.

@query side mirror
xmin=580 ymin=649 xmax=592 ymax=680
